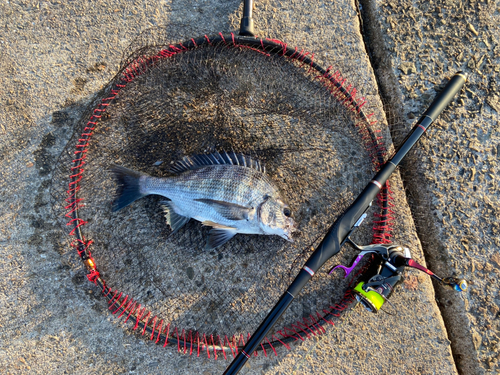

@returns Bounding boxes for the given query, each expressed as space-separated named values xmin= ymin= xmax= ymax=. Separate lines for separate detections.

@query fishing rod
xmin=224 ymin=71 xmax=467 ymax=374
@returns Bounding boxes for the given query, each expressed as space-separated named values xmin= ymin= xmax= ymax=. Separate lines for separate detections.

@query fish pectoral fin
xmin=195 ymin=199 xmax=251 ymax=221
xmin=160 ymin=201 xmax=190 ymax=233
xmin=205 ymin=227 xmax=238 ymax=250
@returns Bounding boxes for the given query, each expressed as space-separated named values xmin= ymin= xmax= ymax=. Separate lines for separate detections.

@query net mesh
xmin=51 ymin=33 xmax=392 ymax=355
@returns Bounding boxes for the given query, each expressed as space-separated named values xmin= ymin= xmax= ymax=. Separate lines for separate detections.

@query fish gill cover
xmin=50 ymin=31 xmax=394 ymax=356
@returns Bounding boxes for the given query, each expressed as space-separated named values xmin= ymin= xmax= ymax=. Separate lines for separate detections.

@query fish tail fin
xmin=111 ymin=165 xmax=148 ymax=211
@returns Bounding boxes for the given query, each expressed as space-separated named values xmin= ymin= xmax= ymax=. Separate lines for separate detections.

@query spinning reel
xmin=330 ymin=241 xmax=467 ymax=313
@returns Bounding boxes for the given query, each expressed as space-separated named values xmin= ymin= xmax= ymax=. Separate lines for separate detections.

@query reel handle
xmin=394 ymin=256 xmax=468 ymax=292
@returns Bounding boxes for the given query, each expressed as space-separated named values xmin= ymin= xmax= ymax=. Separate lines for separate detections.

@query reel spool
xmin=353 ymin=245 xmax=408 ymax=313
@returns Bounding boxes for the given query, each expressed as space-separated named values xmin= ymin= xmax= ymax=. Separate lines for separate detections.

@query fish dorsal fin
xmin=169 ymin=151 xmax=265 ymax=174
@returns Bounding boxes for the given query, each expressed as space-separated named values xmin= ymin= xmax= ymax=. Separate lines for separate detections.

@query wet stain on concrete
xmin=51 ymin=110 xmax=71 ymax=127
xmin=34 ymin=133 xmax=56 ymax=176
xmin=86 ymin=62 xmax=107 ymax=73
xmin=71 ymin=77 xmax=88 ymax=95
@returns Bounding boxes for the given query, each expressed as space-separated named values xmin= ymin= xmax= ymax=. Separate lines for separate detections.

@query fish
xmin=111 ymin=151 xmax=297 ymax=250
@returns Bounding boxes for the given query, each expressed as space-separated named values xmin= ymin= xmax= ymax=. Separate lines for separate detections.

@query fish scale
xmin=146 ymin=166 xmax=275 ymax=206
xmin=111 ymin=152 xmax=296 ymax=249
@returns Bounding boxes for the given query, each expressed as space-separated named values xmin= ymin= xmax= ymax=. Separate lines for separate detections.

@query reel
xmin=331 ymin=243 xmax=467 ymax=313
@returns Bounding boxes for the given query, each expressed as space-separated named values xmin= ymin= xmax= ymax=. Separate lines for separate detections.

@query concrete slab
xmin=0 ymin=0 xmax=476 ymax=374
xmin=359 ymin=0 xmax=500 ymax=373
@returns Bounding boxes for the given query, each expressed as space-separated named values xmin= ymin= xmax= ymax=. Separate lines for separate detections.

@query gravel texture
xmin=1 ymin=0 xmax=492 ymax=374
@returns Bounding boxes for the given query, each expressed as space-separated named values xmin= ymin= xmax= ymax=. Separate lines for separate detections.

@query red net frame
xmin=62 ymin=33 xmax=394 ymax=358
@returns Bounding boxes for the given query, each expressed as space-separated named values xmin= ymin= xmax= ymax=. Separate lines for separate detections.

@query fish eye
xmin=283 ymin=207 xmax=291 ymax=217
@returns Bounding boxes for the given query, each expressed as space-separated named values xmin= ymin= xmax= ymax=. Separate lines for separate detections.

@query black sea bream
xmin=111 ymin=152 xmax=297 ymax=249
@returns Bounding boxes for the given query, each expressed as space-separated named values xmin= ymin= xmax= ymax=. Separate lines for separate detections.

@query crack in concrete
xmin=354 ymin=0 xmax=483 ymax=374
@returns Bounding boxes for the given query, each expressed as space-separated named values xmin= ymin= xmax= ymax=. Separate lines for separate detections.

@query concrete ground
xmin=0 ymin=0 xmax=498 ymax=374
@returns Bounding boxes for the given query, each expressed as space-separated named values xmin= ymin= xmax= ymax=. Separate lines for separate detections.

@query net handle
xmin=239 ymin=0 xmax=255 ymax=36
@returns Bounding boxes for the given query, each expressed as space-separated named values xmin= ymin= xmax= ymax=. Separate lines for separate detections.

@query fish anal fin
xmin=195 ymin=198 xmax=252 ymax=221
xmin=160 ymin=201 xmax=190 ymax=233
xmin=205 ymin=227 xmax=238 ymax=250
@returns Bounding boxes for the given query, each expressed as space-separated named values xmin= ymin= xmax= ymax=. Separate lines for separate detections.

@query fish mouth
xmin=282 ymin=229 xmax=299 ymax=242
xmin=282 ymin=219 xmax=299 ymax=242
